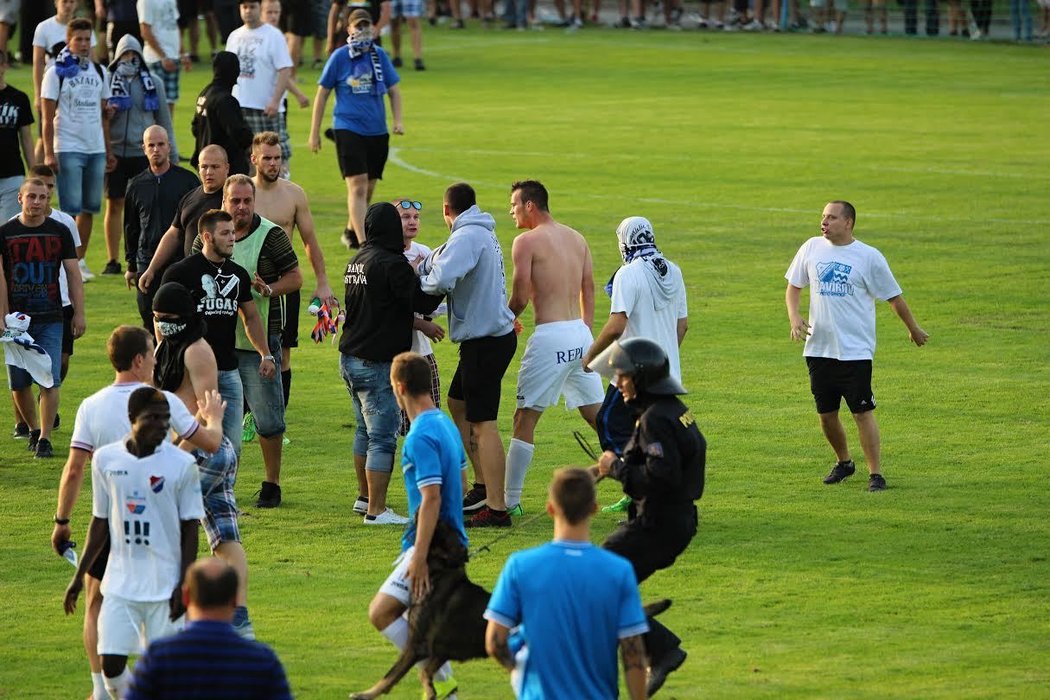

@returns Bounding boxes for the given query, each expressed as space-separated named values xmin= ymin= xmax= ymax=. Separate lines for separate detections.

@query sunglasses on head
xmin=398 ymin=200 xmax=422 ymax=210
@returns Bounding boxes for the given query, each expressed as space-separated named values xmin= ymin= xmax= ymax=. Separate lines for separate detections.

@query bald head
xmin=183 ymin=557 xmax=239 ymax=620
xmin=199 ymin=144 xmax=229 ymax=164
xmin=197 ymin=145 xmax=231 ymax=193
xmin=143 ymin=125 xmax=172 ymax=171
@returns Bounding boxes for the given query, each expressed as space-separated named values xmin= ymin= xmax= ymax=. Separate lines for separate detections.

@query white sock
xmin=380 ymin=617 xmax=454 ymax=682
xmin=504 ymin=438 xmax=535 ymax=508
xmin=103 ymin=670 xmax=129 ymax=700
xmin=91 ymin=672 xmax=107 ymax=700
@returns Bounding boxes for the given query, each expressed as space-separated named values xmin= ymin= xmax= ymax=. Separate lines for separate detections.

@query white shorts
xmin=97 ymin=594 xmax=183 ymax=656
xmin=516 ymin=320 xmax=605 ymax=411
xmin=378 ymin=546 xmax=414 ymax=607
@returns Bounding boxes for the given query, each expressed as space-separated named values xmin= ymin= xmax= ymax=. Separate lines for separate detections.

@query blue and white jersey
xmin=400 ymin=408 xmax=468 ymax=552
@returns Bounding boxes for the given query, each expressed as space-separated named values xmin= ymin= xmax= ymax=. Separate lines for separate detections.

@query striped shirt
xmin=125 ymin=619 xmax=293 ymax=699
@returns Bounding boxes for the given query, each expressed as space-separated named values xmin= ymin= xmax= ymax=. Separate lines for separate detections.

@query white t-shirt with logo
xmin=70 ymin=382 xmax=201 ymax=454
xmin=92 ymin=440 xmax=204 ymax=602
xmin=785 ymin=236 xmax=902 ymax=361
xmin=40 ymin=63 xmax=111 ymax=154
xmin=137 ymin=0 xmax=182 ymax=64
xmin=32 ymin=18 xmax=98 ymax=71
xmin=609 ymin=259 xmax=688 ymax=382
xmin=404 ymin=241 xmax=446 ymax=356
xmin=225 ymin=23 xmax=293 ymax=112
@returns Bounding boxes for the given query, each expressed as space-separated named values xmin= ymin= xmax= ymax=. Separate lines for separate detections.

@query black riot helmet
xmin=605 ymin=337 xmax=686 ymax=396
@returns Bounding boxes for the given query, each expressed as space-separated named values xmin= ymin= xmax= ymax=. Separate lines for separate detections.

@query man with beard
xmin=190 ymin=175 xmax=301 ymax=508
xmin=137 ymin=144 xmax=232 ymax=294
xmin=151 ymin=281 xmax=256 ymax=639
xmin=191 ymin=51 xmax=254 ymax=177
xmin=161 ymin=208 xmax=274 ymax=461
xmin=250 ymin=130 xmax=336 ymax=411
xmin=124 ymin=125 xmax=199 ymax=328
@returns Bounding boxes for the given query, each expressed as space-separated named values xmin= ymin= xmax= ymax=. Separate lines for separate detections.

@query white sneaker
xmin=352 ymin=497 xmax=369 ymax=515
xmin=363 ymin=508 xmax=409 ymax=525
xmin=744 ymin=19 xmax=764 ymax=30
xmin=78 ymin=259 xmax=95 ymax=281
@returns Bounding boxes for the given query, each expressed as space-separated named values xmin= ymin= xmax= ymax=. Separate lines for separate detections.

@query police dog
xmin=349 ymin=519 xmax=672 ymax=699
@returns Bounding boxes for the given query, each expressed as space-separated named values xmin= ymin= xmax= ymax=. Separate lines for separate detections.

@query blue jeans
xmin=237 ymin=336 xmax=285 ymax=439
xmin=217 ymin=368 xmax=244 ymax=457
xmin=339 ymin=354 xmax=398 ymax=473
xmin=8 ymin=321 xmax=63 ymax=390
xmin=56 ymin=152 xmax=106 ymax=215
xmin=0 ymin=175 xmax=22 ymax=221
xmin=1010 ymin=0 xmax=1032 ymax=40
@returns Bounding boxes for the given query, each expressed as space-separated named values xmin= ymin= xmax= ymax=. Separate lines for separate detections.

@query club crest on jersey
xmin=815 ymin=262 xmax=854 ymax=297
xmin=150 ymin=476 xmax=165 ymax=493
xmin=126 ymin=492 xmax=147 ymax=515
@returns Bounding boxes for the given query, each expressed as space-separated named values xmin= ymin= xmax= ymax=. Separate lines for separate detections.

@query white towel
xmin=1 ymin=313 xmax=55 ymax=388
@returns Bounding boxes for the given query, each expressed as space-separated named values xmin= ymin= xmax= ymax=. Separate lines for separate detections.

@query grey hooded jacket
xmin=108 ymin=34 xmax=178 ymax=161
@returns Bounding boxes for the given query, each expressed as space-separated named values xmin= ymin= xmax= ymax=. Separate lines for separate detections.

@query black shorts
xmin=806 ymin=356 xmax=876 ymax=414
xmin=281 ymin=288 xmax=300 ymax=349
xmin=61 ymin=305 xmax=75 ymax=356
xmin=334 ymin=129 xmax=389 ymax=180
xmin=106 ymin=21 xmax=141 ymax=54
xmin=448 ymin=330 xmax=517 ymax=423
xmin=281 ymin=0 xmax=315 ymax=36
xmin=105 ymin=155 xmax=149 ymax=200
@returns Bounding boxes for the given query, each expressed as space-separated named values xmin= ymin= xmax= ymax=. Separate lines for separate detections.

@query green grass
xmin=2 ymin=26 xmax=1049 ymax=699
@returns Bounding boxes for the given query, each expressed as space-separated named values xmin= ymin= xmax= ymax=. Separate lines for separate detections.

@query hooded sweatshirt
xmin=108 ymin=34 xmax=178 ymax=160
xmin=339 ymin=203 xmax=443 ymax=361
xmin=191 ymin=51 xmax=253 ymax=175
xmin=418 ymin=205 xmax=516 ymax=343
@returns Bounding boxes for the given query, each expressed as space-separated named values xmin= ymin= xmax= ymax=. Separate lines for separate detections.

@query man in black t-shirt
xmin=138 ymin=145 xmax=231 ymax=295
xmin=0 ymin=50 xmax=35 ymax=221
xmin=0 ymin=179 xmax=85 ymax=458
xmin=161 ymin=208 xmax=275 ymax=458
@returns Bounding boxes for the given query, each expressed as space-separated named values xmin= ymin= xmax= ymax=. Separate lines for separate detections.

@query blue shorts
xmin=195 ymin=436 xmax=241 ymax=549
xmin=7 ymin=321 xmax=63 ymax=390
xmin=56 ymin=152 xmax=106 ymax=215
xmin=148 ymin=61 xmax=180 ymax=103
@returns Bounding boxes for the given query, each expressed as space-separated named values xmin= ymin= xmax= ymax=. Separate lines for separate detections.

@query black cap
xmin=152 ymin=282 xmax=196 ymax=316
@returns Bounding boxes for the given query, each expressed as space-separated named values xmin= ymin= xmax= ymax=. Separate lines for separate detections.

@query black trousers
xmin=901 ymin=0 xmax=940 ymax=34
xmin=603 ymin=507 xmax=698 ymax=662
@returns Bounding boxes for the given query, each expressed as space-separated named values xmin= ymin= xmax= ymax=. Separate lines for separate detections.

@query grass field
xmin=2 ymin=24 xmax=1049 ymax=699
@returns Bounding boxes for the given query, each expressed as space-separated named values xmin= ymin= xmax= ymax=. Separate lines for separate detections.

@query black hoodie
xmin=339 ymin=203 xmax=444 ymax=361
xmin=191 ymin=51 xmax=253 ymax=175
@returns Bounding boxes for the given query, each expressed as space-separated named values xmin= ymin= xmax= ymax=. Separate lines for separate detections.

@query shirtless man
xmin=504 ymin=180 xmax=605 ymax=514
xmin=150 ymin=281 xmax=256 ymax=638
xmin=250 ymin=131 xmax=337 ymax=408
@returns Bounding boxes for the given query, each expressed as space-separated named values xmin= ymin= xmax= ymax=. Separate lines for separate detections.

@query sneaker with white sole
xmin=78 ymin=259 xmax=95 ymax=281
xmin=363 ymin=508 xmax=409 ymax=525
xmin=352 ymin=496 xmax=369 ymax=514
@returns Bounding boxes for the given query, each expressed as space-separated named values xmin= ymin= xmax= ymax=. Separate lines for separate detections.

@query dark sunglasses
xmin=397 ymin=200 xmax=422 ymax=210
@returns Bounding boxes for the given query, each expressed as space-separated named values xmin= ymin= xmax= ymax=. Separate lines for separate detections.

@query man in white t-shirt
xmin=40 ymin=18 xmax=112 ymax=278
xmin=225 ymin=0 xmax=294 ymax=161
xmin=63 ymin=385 xmax=206 ymax=700
xmin=138 ymin=0 xmax=188 ymax=118
xmin=785 ymin=200 xmax=929 ymax=492
xmin=582 ymin=216 xmax=688 ymax=505
xmin=51 ymin=324 xmax=222 ymax=700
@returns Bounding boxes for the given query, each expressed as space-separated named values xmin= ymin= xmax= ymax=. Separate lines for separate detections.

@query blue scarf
xmin=53 ymin=47 xmax=85 ymax=79
xmin=109 ymin=60 xmax=160 ymax=113
xmin=347 ymin=43 xmax=386 ymax=96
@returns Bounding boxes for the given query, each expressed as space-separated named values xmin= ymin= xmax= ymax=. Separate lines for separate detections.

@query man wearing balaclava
xmin=582 ymin=216 xmax=689 ymax=476
xmin=191 ymin=51 xmax=254 ymax=176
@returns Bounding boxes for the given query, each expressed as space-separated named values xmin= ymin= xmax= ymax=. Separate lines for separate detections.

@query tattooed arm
xmin=620 ymin=634 xmax=648 ymax=700
xmin=485 ymin=620 xmax=516 ymax=672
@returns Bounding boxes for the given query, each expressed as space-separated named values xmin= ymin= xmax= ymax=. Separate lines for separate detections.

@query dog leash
xmin=469 ymin=431 xmax=606 ymax=558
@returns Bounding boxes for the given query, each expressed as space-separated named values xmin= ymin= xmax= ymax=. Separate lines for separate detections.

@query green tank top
xmin=232 ymin=216 xmax=277 ymax=352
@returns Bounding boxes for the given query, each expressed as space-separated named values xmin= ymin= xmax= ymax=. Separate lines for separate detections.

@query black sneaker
xmin=255 ymin=481 xmax=282 ymax=508
xmin=823 ymin=459 xmax=856 ymax=484
xmin=392 ymin=56 xmax=403 ymax=67
xmin=342 ymin=228 xmax=361 ymax=249
xmin=27 ymin=429 xmax=41 ymax=452
xmin=102 ymin=260 xmax=122 ymax=275
xmin=465 ymin=506 xmax=511 ymax=528
xmin=647 ymin=647 xmax=687 ymax=696
xmin=34 ymin=438 xmax=54 ymax=458
xmin=12 ymin=422 xmax=29 ymax=439
xmin=414 ymin=58 xmax=425 ymax=71
xmin=868 ymin=473 xmax=887 ymax=492
xmin=462 ymin=483 xmax=487 ymax=512
xmin=53 ymin=413 xmax=60 ymax=430
xmin=451 ymin=18 xmax=465 ymax=28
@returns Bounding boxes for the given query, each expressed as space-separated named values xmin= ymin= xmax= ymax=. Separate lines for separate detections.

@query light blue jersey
xmin=485 ymin=541 xmax=649 ymax=700
xmin=400 ymin=408 xmax=468 ymax=552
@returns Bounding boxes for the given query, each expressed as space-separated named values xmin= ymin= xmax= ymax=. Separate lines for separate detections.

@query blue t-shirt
xmin=400 ymin=408 xmax=468 ymax=552
xmin=318 ymin=45 xmax=400 ymax=136
xmin=484 ymin=541 xmax=649 ymax=700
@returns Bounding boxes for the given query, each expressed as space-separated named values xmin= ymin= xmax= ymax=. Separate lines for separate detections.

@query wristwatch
xmin=262 ymin=355 xmax=275 ymax=363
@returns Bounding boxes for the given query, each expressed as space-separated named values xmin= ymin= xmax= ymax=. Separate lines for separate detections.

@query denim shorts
xmin=217 ymin=368 xmax=244 ymax=456
xmin=339 ymin=354 xmax=398 ymax=473
xmin=237 ymin=335 xmax=285 ymax=438
xmin=56 ymin=151 xmax=106 ymax=215
xmin=194 ymin=436 xmax=240 ymax=549
xmin=8 ymin=321 xmax=63 ymax=390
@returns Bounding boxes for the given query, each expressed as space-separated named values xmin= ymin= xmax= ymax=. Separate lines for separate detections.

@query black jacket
xmin=124 ymin=165 xmax=201 ymax=273
xmin=612 ymin=395 xmax=706 ymax=520
xmin=339 ymin=203 xmax=443 ymax=361
xmin=191 ymin=52 xmax=253 ymax=176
